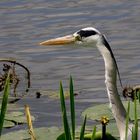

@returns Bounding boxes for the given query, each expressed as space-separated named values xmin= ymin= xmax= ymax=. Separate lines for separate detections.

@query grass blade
xmin=132 ymin=127 xmax=135 ymax=140
xmin=69 ymin=76 xmax=75 ymax=140
xmin=60 ymin=81 xmax=71 ymax=140
xmin=0 ymin=73 xmax=10 ymax=136
xmin=138 ymin=91 xmax=140 ymax=104
xmin=133 ymin=94 xmax=138 ymax=140
xmin=125 ymin=101 xmax=130 ymax=140
xmin=80 ymin=115 xmax=87 ymax=140
xmin=131 ymin=93 xmax=138 ymax=140
xmin=91 ymin=126 xmax=96 ymax=140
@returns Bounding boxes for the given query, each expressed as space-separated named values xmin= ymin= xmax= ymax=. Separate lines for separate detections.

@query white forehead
xmin=82 ymin=27 xmax=100 ymax=33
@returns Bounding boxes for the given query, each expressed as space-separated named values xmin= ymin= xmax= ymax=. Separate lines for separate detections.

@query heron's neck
xmin=96 ymin=38 xmax=127 ymax=140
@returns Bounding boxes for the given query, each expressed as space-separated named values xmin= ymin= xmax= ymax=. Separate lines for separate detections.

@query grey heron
xmin=40 ymin=27 xmax=139 ymax=140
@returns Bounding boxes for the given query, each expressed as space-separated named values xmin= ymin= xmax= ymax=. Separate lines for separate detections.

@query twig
xmin=25 ymin=105 xmax=36 ymax=140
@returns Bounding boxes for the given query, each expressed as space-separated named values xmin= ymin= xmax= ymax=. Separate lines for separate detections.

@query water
xmin=0 ymin=0 xmax=140 ymax=130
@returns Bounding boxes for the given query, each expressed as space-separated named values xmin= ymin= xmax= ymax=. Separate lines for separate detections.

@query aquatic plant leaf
xmin=57 ymin=133 xmax=65 ymax=140
xmin=80 ymin=115 xmax=87 ymax=140
xmin=0 ymin=105 xmax=28 ymax=128
xmin=125 ymin=101 xmax=130 ymax=140
xmin=3 ymin=120 xmax=15 ymax=128
xmin=5 ymin=111 xmax=24 ymax=117
xmin=133 ymin=95 xmax=138 ymax=140
xmin=74 ymin=124 xmax=118 ymax=139
xmin=4 ymin=103 xmax=24 ymax=111
xmin=69 ymin=76 xmax=75 ymax=140
xmin=1 ymin=127 xmax=63 ymax=140
xmin=1 ymin=111 xmax=35 ymax=128
xmin=0 ymin=125 xmax=100 ymax=140
xmin=91 ymin=126 xmax=96 ymax=140
xmin=59 ymin=82 xmax=72 ymax=140
xmin=82 ymin=103 xmax=112 ymax=121
xmin=5 ymin=111 xmax=35 ymax=124
xmin=138 ymin=91 xmax=140 ymax=104
xmin=0 ymin=73 xmax=10 ymax=136
xmin=82 ymin=101 xmax=140 ymax=121
xmin=0 ymin=125 xmax=118 ymax=140
xmin=84 ymin=131 xmax=117 ymax=140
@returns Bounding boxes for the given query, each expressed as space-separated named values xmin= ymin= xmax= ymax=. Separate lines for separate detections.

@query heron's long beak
xmin=40 ymin=35 xmax=75 ymax=46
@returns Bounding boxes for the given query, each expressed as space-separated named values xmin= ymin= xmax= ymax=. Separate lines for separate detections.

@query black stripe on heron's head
xmin=77 ymin=30 xmax=98 ymax=38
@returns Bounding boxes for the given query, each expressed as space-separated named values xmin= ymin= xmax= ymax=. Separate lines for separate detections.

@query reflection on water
xmin=0 ymin=0 xmax=140 ymax=129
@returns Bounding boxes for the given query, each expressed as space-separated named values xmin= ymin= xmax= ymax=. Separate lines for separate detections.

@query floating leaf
xmin=75 ymin=124 xmax=118 ymax=140
xmin=5 ymin=111 xmax=24 ymax=117
xmin=1 ymin=127 xmax=63 ymax=140
xmin=2 ymin=111 xmax=35 ymax=128
xmin=5 ymin=111 xmax=35 ymax=124
xmin=3 ymin=120 xmax=15 ymax=128
xmin=82 ymin=101 xmax=140 ymax=121
xmin=78 ymin=123 xmax=118 ymax=139
xmin=0 ymin=103 xmax=28 ymax=128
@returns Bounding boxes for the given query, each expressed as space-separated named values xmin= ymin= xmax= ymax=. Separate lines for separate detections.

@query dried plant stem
xmin=0 ymin=59 xmax=31 ymax=90
xmin=25 ymin=105 xmax=36 ymax=140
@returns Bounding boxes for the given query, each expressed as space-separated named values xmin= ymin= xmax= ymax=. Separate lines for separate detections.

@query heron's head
xmin=40 ymin=27 xmax=102 ymax=47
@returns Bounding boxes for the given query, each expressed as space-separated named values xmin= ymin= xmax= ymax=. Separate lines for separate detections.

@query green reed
xmin=58 ymin=77 xmax=89 ymax=140
xmin=132 ymin=93 xmax=138 ymax=140
xmin=125 ymin=92 xmax=139 ymax=140
xmin=91 ymin=126 xmax=96 ymax=140
xmin=80 ymin=115 xmax=87 ymax=140
xmin=69 ymin=76 xmax=75 ymax=140
xmin=0 ymin=72 xmax=10 ymax=136
xmin=59 ymin=81 xmax=72 ymax=140
xmin=58 ymin=76 xmax=140 ymax=140
xmin=125 ymin=101 xmax=130 ymax=140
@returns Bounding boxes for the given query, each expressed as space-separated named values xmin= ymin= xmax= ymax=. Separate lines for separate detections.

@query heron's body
xmin=40 ymin=27 xmax=139 ymax=140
